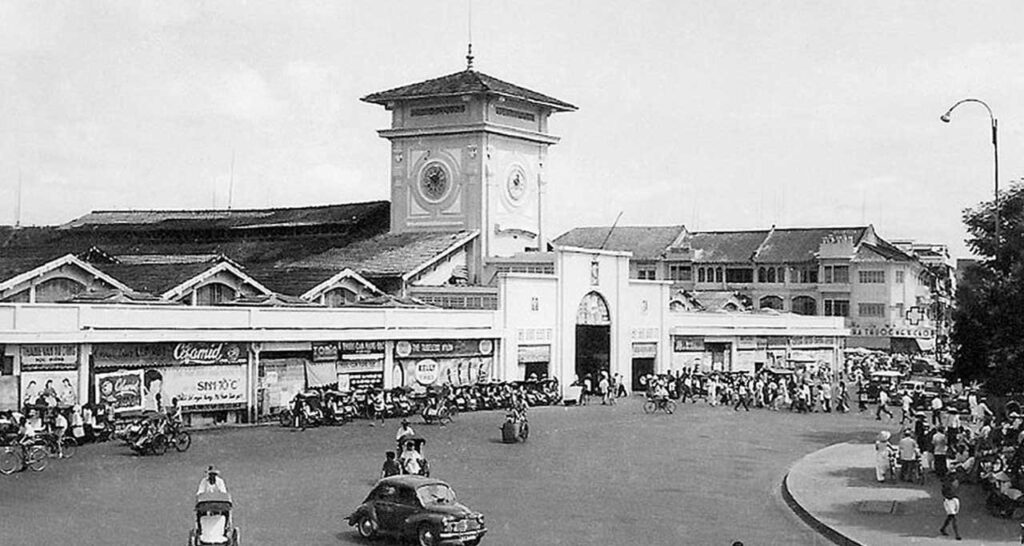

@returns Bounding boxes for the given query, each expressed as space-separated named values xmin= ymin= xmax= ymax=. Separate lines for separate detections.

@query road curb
xmin=781 ymin=464 xmax=863 ymax=546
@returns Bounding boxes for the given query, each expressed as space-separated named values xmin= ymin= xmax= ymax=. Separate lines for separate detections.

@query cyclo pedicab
xmin=420 ymin=389 xmax=456 ymax=425
xmin=500 ymin=400 xmax=529 ymax=443
xmin=397 ymin=435 xmax=430 ymax=477
xmin=189 ymin=491 xmax=241 ymax=546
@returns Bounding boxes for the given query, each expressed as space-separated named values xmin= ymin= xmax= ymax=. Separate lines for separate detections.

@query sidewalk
xmin=784 ymin=442 xmax=1022 ymax=545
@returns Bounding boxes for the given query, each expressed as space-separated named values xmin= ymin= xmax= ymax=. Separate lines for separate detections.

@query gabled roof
xmin=0 ymin=254 xmax=133 ymax=294
xmin=287 ymin=231 xmax=478 ymax=278
xmin=553 ymin=226 xmax=686 ymax=260
xmin=685 ymin=230 xmax=770 ymax=263
xmin=61 ymin=201 xmax=389 ymax=232
xmin=858 ymin=242 xmax=915 ymax=262
xmin=92 ymin=256 xmax=273 ymax=299
xmin=752 ymin=227 xmax=869 ymax=263
xmin=362 ymin=69 xmax=577 ymax=112
xmin=300 ymin=268 xmax=384 ymax=300
xmin=61 ymin=288 xmax=176 ymax=305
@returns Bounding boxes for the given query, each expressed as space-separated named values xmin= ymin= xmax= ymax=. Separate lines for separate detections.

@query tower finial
xmin=466 ymin=0 xmax=474 ymax=70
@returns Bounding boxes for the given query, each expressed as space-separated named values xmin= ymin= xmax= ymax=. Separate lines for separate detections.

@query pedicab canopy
xmin=196 ymin=491 xmax=233 ymax=513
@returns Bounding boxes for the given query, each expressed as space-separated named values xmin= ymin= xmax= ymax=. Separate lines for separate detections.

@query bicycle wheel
xmin=278 ymin=411 xmax=292 ymax=427
xmin=0 ymin=447 xmax=20 ymax=475
xmin=151 ymin=435 xmax=168 ymax=456
xmin=174 ymin=431 xmax=192 ymax=452
xmin=61 ymin=437 xmax=78 ymax=459
xmin=664 ymin=401 xmax=677 ymax=414
xmin=26 ymin=446 xmax=48 ymax=472
xmin=643 ymin=401 xmax=656 ymax=414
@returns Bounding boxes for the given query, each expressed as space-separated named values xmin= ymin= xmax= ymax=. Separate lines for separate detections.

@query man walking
xmin=876 ymin=389 xmax=893 ymax=421
xmin=733 ymin=380 xmax=750 ymax=412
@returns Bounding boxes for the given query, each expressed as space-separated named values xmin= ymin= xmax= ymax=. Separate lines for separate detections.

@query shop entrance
xmin=575 ymin=292 xmax=611 ymax=382
xmin=706 ymin=343 xmax=731 ymax=372
xmin=524 ymin=362 xmax=550 ymax=380
xmin=631 ymin=358 xmax=654 ymax=390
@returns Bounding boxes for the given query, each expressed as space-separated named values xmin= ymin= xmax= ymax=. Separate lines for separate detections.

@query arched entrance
xmin=575 ymin=291 xmax=611 ymax=384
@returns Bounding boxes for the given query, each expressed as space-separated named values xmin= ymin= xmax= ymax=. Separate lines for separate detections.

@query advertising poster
xmin=21 ymin=370 xmax=78 ymax=407
xmin=95 ymin=370 xmax=144 ymax=412
xmin=399 ymin=356 xmax=493 ymax=388
xmin=162 ymin=366 xmax=246 ymax=407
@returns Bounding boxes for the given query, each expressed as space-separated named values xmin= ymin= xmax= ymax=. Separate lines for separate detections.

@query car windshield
xmin=416 ymin=484 xmax=456 ymax=506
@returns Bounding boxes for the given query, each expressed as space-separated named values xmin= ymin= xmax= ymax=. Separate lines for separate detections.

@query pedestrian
xmin=615 ymin=373 xmax=627 ymax=397
xmin=931 ymin=395 xmax=944 ymax=427
xmin=933 ymin=427 xmax=948 ymax=478
xmin=875 ymin=430 xmax=892 ymax=482
xmin=837 ymin=381 xmax=849 ymax=413
xmin=607 ymin=374 xmax=617 ymax=405
xmin=396 ymin=419 xmax=415 ymax=447
xmin=900 ymin=391 xmax=913 ymax=424
xmin=599 ymin=372 xmax=610 ymax=405
xmin=581 ymin=374 xmax=592 ymax=406
xmin=938 ymin=477 xmax=962 ymax=540
xmin=898 ymin=429 xmax=919 ymax=482
xmin=733 ymin=381 xmax=750 ymax=412
xmin=820 ymin=381 xmax=831 ymax=413
xmin=876 ymin=389 xmax=893 ymax=421
xmin=380 ymin=451 xmax=401 ymax=478
xmin=370 ymin=389 xmax=386 ymax=427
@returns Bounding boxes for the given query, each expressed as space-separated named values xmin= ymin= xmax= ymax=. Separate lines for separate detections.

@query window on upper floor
xmin=895 ymin=270 xmax=905 ymax=284
xmin=697 ymin=267 xmax=706 ymax=282
xmin=792 ymin=296 xmax=817 ymax=315
xmin=823 ymin=265 xmax=849 ymax=284
xmin=669 ymin=264 xmax=692 ymax=281
xmin=637 ymin=266 xmax=657 ymax=280
xmin=195 ymin=282 xmax=236 ymax=306
xmin=324 ymin=287 xmax=358 ymax=307
xmin=715 ymin=268 xmax=723 ymax=283
xmin=824 ymin=299 xmax=850 ymax=317
xmin=858 ymin=303 xmax=886 ymax=317
xmin=794 ymin=266 xmax=818 ymax=284
xmin=858 ymin=270 xmax=885 ymax=284
xmin=725 ymin=268 xmax=753 ymax=283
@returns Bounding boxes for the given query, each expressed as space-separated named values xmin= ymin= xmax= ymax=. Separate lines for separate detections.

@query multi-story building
xmin=555 ymin=225 xmax=941 ymax=352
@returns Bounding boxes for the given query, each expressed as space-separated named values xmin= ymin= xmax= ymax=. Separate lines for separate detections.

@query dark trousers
xmin=939 ymin=514 xmax=959 ymax=537
xmin=932 ymin=409 xmax=942 ymax=426
xmin=876 ymin=403 xmax=893 ymax=420
xmin=934 ymin=454 xmax=947 ymax=477
xmin=734 ymin=396 xmax=750 ymax=411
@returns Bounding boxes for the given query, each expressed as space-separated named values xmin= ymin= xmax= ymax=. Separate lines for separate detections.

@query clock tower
xmin=362 ymin=64 xmax=576 ymax=271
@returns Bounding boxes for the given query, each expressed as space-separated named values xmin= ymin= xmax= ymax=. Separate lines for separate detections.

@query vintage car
xmin=347 ymin=475 xmax=486 ymax=546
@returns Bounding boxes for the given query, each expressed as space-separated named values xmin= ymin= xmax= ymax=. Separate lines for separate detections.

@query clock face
xmin=420 ymin=163 xmax=449 ymax=201
xmin=507 ymin=170 xmax=527 ymax=202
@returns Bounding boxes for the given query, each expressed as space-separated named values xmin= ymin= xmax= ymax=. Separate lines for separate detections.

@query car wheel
xmin=464 ymin=539 xmax=481 ymax=546
xmin=417 ymin=524 xmax=439 ymax=546
xmin=356 ymin=515 xmax=377 ymax=539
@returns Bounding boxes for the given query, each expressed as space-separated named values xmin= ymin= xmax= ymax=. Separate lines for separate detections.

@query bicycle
xmin=0 ymin=441 xmax=49 ymax=474
xmin=37 ymin=432 xmax=77 ymax=460
xmin=643 ymin=397 xmax=677 ymax=415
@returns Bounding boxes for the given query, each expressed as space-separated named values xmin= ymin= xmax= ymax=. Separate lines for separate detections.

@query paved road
xmin=0 ymin=398 xmax=883 ymax=545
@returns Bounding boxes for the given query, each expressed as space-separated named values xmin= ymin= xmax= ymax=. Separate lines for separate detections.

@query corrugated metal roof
xmin=362 ymin=70 xmax=577 ymax=112
xmin=685 ymin=230 xmax=769 ymax=263
xmin=553 ymin=226 xmax=685 ymax=259
xmin=286 ymin=231 xmax=477 ymax=277
xmin=60 ymin=201 xmax=389 ymax=231
xmin=752 ymin=227 xmax=868 ymax=263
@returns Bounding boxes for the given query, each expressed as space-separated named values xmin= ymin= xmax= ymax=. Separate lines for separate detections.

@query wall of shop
xmin=497 ymin=273 xmax=558 ymax=382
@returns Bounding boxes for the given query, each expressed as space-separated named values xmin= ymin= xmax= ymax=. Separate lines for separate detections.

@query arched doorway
xmin=575 ymin=291 xmax=611 ymax=385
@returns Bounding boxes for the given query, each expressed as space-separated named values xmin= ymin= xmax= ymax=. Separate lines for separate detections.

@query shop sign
xmin=849 ymin=323 xmax=933 ymax=339
xmin=632 ymin=342 xmax=658 ymax=358
xmin=517 ymin=345 xmax=551 ymax=364
xmin=337 ymin=358 xmax=384 ymax=374
xmin=414 ymin=359 xmax=440 ymax=384
xmin=163 ymin=366 xmax=246 ymax=407
xmin=93 ymin=343 xmax=246 ymax=368
xmin=20 ymin=344 xmax=79 ymax=371
xmin=672 ymin=336 xmax=704 ymax=352
xmin=394 ymin=339 xmax=495 ymax=358
xmin=341 ymin=341 xmax=386 ymax=355
xmin=312 ymin=342 xmax=339 ymax=362
xmin=95 ymin=370 xmax=144 ymax=412
xmin=348 ymin=372 xmax=384 ymax=391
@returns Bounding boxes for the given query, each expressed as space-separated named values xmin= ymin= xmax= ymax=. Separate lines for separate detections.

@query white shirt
xmin=931 ymin=397 xmax=943 ymax=410
xmin=197 ymin=476 xmax=227 ymax=495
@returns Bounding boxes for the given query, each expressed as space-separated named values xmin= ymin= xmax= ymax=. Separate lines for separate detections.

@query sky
xmin=2 ymin=1 xmax=1024 ymax=258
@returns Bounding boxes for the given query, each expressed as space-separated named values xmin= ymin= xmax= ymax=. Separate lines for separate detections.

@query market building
xmin=0 ymin=60 xmax=851 ymax=422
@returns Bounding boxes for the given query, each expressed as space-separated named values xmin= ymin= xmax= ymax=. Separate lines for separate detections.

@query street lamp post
xmin=940 ymin=98 xmax=1000 ymax=255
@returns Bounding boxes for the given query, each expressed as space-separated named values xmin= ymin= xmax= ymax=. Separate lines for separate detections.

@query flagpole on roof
xmin=600 ymin=211 xmax=623 ymax=250
xmin=465 ymin=0 xmax=474 ymax=70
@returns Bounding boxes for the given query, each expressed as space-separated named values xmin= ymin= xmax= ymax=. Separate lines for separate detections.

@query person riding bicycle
xmin=167 ymin=397 xmax=183 ymax=428
xmin=197 ymin=465 xmax=228 ymax=496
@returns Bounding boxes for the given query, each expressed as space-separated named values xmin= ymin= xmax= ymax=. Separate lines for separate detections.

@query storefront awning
xmin=846 ymin=336 xmax=891 ymax=350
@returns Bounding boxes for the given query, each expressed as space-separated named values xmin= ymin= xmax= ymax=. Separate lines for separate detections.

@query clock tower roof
xmin=362 ymin=69 xmax=577 ymax=112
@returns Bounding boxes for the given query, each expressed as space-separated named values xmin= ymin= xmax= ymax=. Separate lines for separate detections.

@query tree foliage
xmin=952 ymin=182 xmax=1024 ymax=393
